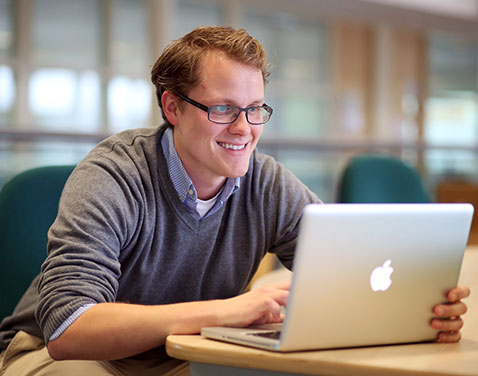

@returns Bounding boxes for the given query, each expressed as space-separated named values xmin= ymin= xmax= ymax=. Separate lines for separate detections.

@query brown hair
xmin=151 ymin=26 xmax=270 ymax=125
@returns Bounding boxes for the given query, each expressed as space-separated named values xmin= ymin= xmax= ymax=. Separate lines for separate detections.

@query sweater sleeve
xmin=36 ymin=157 xmax=140 ymax=344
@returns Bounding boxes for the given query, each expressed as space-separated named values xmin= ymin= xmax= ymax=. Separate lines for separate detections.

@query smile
xmin=218 ymin=142 xmax=246 ymax=151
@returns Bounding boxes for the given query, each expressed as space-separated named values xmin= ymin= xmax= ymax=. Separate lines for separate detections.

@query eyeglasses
xmin=178 ymin=93 xmax=273 ymax=125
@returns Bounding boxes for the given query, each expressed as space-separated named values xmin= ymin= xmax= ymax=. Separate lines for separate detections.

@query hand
xmin=431 ymin=285 xmax=470 ymax=343
xmin=217 ymin=282 xmax=290 ymax=328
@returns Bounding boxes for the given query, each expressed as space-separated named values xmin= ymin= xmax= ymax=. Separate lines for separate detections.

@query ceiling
xmin=364 ymin=0 xmax=478 ymax=20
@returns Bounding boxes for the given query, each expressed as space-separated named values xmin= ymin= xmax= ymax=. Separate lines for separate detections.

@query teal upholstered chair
xmin=338 ymin=154 xmax=431 ymax=203
xmin=0 ymin=165 xmax=76 ymax=321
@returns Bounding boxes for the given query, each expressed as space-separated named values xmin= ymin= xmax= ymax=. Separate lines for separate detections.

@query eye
xmin=211 ymin=105 xmax=235 ymax=115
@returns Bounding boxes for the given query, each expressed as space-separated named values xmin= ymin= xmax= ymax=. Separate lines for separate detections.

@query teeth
xmin=219 ymin=142 xmax=246 ymax=151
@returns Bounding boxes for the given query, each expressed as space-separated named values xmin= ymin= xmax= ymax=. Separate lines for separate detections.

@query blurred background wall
xmin=0 ymin=0 xmax=477 ymax=203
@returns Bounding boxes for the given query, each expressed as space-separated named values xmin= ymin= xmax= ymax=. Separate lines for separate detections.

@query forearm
xmin=47 ymin=300 xmax=222 ymax=361
xmin=47 ymin=284 xmax=289 ymax=361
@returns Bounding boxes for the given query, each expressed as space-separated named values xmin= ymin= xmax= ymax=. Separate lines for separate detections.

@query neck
xmin=187 ymin=169 xmax=226 ymax=200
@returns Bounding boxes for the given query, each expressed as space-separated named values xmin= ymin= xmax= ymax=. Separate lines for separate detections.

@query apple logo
xmin=370 ymin=259 xmax=394 ymax=292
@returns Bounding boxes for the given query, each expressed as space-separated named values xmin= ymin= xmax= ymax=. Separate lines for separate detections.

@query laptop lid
xmin=202 ymin=203 xmax=474 ymax=352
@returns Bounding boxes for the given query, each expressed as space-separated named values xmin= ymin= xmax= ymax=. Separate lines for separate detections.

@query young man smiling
xmin=161 ymin=49 xmax=266 ymax=200
xmin=0 ymin=26 xmax=470 ymax=376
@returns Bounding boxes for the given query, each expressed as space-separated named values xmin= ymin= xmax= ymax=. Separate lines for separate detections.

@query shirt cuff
xmin=48 ymin=303 xmax=96 ymax=341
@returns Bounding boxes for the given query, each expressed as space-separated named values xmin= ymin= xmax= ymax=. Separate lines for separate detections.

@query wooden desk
xmin=166 ymin=248 xmax=478 ymax=375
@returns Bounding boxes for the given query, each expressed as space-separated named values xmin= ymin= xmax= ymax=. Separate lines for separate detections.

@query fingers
xmin=447 ymin=285 xmax=470 ymax=303
xmin=430 ymin=285 xmax=471 ymax=343
xmin=431 ymin=316 xmax=463 ymax=332
xmin=432 ymin=301 xmax=466 ymax=342
xmin=275 ymin=281 xmax=291 ymax=290
xmin=434 ymin=301 xmax=467 ymax=318
xmin=253 ymin=286 xmax=289 ymax=311
xmin=437 ymin=330 xmax=462 ymax=343
xmin=220 ymin=285 xmax=289 ymax=327
xmin=261 ymin=281 xmax=291 ymax=291
xmin=253 ymin=284 xmax=289 ymax=307
xmin=252 ymin=297 xmax=284 ymax=325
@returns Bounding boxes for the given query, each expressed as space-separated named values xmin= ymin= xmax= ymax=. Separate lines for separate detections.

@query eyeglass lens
xmin=209 ymin=106 xmax=271 ymax=124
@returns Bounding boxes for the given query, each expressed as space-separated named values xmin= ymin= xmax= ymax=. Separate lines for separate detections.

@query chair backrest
xmin=0 ymin=165 xmax=75 ymax=321
xmin=338 ymin=154 xmax=431 ymax=203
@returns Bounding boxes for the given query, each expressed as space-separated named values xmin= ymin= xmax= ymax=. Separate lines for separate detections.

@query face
xmin=170 ymin=52 xmax=265 ymax=196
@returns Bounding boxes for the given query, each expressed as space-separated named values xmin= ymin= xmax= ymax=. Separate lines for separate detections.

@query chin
xmin=226 ymin=165 xmax=250 ymax=178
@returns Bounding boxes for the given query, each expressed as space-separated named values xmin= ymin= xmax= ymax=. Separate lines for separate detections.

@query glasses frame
xmin=177 ymin=93 xmax=273 ymax=125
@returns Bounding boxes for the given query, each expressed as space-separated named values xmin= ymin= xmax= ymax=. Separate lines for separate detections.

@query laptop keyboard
xmin=248 ymin=330 xmax=281 ymax=340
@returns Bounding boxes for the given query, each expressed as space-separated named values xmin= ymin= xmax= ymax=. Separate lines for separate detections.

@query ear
xmin=161 ymin=91 xmax=181 ymax=126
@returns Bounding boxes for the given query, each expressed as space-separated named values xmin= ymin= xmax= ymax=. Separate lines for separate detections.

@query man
xmin=0 ymin=26 xmax=470 ymax=376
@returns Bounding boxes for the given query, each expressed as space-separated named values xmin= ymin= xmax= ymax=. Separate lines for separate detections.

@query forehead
xmin=193 ymin=51 xmax=264 ymax=102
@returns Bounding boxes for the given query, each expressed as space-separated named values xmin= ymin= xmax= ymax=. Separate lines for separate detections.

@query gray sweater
xmin=0 ymin=126 xmax=320 ymax=355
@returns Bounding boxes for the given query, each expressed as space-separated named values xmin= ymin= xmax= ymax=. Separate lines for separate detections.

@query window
xmin=425 ymin=32 xmax=478 ymax=179
xmin=0 ymin=0 xmax=13 ymax=59
xmin=244 ymin=11 xmax=330 ymax=140
xmin=1 ymin=0 xmax=477 ymax=199
xmin=108 ymin=0 xmax=151 ymax=132
xmin=110 ymin=0 xmax=150 ymax=72
xmin=0 ymin=0 xmax=13 ymax=125
xmin=1 ymin=0 xmax=154 ymax=185
xmin=244 ymin=10 xmax=332 ymax=199
xmin=33 ymin=0 xmax=101 ymax=66
xmin=0 ymin=65 xmax=14 ymax=124
xmin=29 ymin=69 xmax=101 ymax=131
xmin=175 ymin=0 xmax=224 ymax=38
xmin=108 ymin=76 xmax=151 ymax=132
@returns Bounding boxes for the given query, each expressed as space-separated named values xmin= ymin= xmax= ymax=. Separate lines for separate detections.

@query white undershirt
xmin=196 ymin=189 xmax=222 ymax=218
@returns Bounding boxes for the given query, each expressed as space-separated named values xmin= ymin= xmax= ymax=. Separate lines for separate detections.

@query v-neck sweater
xmin=0 ymin=125 xmax=320 ymax=353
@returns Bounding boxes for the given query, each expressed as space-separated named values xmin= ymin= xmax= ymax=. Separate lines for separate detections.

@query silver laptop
xmin=201 ymin=203 xmax=474 ymax=352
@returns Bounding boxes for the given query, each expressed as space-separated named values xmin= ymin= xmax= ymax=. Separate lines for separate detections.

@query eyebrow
xmin=214 ymin=98 xmax=265 ymax=107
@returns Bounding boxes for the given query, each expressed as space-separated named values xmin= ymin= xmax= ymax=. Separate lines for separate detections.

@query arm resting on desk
xmin=48 ymin=283 xmax=289 ymax=361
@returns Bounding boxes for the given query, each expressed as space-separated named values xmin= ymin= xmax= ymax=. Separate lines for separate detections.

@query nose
xmin=227 ymin=110 xmax=251 ymax=135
